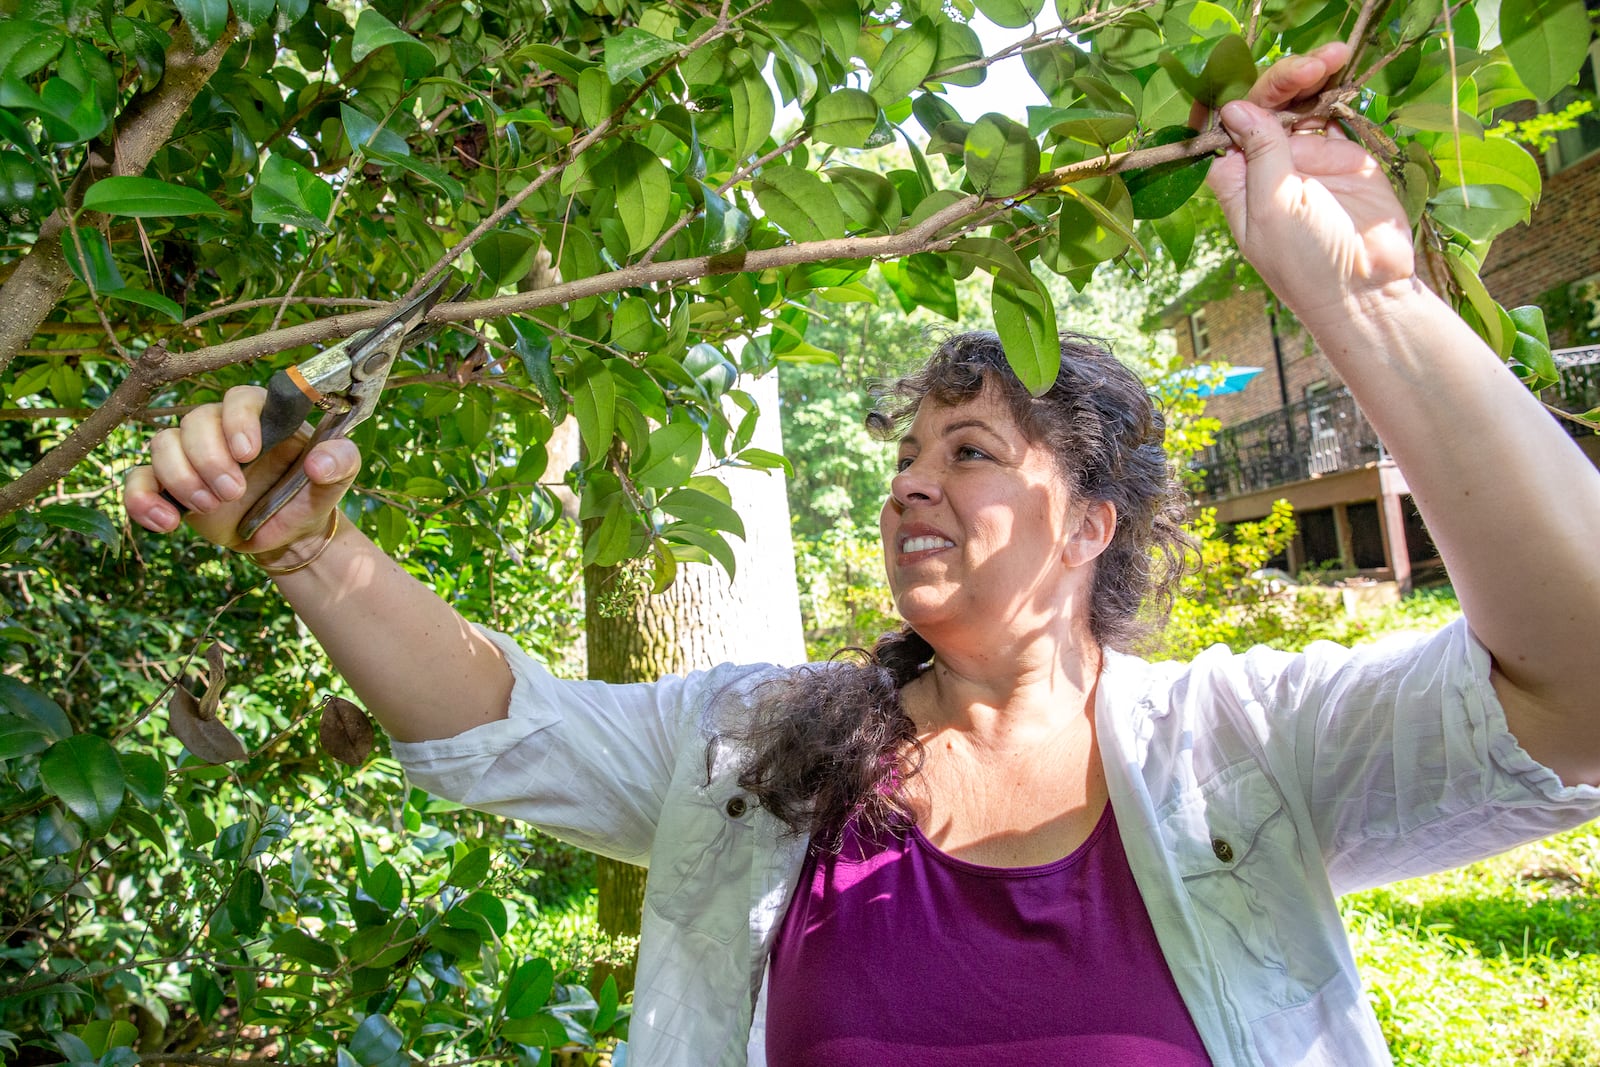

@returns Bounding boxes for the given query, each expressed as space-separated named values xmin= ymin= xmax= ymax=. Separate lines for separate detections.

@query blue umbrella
xmin=1165 ymin=365 xmax=1264 ymax=397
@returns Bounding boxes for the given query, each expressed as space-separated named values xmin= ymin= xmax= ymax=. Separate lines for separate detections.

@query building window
xmin=1548 ymin=40 xmax=1600 ymax=173
xmin=1189 ymin=309 xmax=1210 ymax=360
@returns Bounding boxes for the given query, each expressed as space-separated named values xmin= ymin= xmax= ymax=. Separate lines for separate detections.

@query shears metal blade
xmin=235 ymin=278 xmax=460 ymax=540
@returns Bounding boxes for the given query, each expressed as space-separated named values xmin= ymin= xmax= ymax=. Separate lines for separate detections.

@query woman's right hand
xmin=124 ymin=385 xmax=363 ymax=567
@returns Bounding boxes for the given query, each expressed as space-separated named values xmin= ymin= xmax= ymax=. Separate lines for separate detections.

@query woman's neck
xmin=908 ymin=634 xmax=1103 ymax=746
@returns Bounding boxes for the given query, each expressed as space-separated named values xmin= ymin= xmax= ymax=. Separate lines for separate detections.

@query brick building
xmin=1156 ymin=64 xmax=1600 ymax=589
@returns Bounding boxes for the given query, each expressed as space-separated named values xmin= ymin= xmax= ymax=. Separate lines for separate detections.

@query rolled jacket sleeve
xmin=389 ymin=626 xmax=779 ymax=866
xmin=1215 ymin=618 xmax=1600 ymax=893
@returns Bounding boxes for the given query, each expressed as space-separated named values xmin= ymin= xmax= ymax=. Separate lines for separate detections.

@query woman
xmin=126 ymin=45 xmax=1600 ymax=1065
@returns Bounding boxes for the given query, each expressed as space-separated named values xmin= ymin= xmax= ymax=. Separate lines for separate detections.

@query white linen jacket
xmin=392 ymin=619 xmax=1600 ymax=1066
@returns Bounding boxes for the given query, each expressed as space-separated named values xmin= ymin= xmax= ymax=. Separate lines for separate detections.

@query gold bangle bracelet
xmin=251 ymin=511 xmax=342 ymax=577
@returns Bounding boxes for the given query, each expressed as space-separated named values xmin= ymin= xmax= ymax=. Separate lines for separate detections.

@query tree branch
xmin=0 ymin=90 xmax=1359 ymax=521
xmin=0 ymin=21 xmax=238 ymax=374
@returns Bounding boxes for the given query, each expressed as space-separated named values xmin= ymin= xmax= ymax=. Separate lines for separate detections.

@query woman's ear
xmin=1064 ymin=500 xmax=1116 ymax=568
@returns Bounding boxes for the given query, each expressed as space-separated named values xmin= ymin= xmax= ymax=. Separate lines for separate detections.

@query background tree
xmin=3 ymin=0 xmax=1598 ymax=1061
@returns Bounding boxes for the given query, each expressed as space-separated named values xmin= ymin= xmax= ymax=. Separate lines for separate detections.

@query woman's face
xmin=879 ymin=386 xmax=1088 ymax=642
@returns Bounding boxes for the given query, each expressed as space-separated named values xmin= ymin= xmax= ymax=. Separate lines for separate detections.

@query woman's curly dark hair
xmin=736 ymin=330 xmax=1196 ymax=842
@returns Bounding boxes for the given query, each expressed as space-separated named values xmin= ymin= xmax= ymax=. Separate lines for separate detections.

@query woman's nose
xmin=890 ymin=461 xmax=942 ymax=507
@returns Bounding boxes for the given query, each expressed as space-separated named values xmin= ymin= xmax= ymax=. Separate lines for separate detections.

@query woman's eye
xmin=895 ymin=456 xmax=914 ymax=473
xmin=956 ymin=445 xmax=988 ymax=461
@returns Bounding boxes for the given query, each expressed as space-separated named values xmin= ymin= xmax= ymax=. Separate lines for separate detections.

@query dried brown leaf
xmin=168 ymin=685 xmax=248 ymax=763
xmin=318 ymin=696 xmax=375 ymax=767
xmin=198 ymin=642 xmax=229 ymax=722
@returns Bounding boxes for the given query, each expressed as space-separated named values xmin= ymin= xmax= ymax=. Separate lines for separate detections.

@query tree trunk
xmin=583 ymin=370 xmax=805 ymax=991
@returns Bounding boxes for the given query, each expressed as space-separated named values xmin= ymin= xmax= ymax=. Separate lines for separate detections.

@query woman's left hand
xmin=1206 ymin=42 xmax=1417 ymax=327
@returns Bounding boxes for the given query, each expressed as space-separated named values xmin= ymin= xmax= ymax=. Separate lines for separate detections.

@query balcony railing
xmin=1192 ymin=387 xmax=1382 ymax=502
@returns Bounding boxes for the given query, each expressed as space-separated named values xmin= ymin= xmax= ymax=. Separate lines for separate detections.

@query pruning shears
xmin=166 ymin=279 xmax=462 ymax=540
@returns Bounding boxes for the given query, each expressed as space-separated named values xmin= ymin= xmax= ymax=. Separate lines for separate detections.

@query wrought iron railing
xmin=1552 ymin=346 xmax=1600 ymax=438
xmin=1192 ymin=387 xmax=1382 ymax=502
xmin=1194 ymin=351 xmax=1600 ymax=503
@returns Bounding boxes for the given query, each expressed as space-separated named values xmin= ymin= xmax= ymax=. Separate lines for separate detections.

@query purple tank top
xmin=765 ymin=803 xmax=1213 ymax=1065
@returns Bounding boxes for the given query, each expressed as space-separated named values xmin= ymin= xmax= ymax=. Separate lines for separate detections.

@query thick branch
xmin=0 ymin=22 xmax=238 ymax=374
xmin=0 ymin=353 xmax=166 ymax=515
xmin=0 ymin=94 xmax=1352 ymax=520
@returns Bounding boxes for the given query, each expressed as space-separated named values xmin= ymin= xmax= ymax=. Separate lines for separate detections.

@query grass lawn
xmin=1345 ymin=821 xmax=1600 ymax=1066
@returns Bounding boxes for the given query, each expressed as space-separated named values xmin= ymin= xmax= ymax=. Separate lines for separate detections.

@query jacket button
xmin=725 ymin=796 xmax=748 ymax=818
xmin=1212 ymin=837 xmax=1234 ymax=863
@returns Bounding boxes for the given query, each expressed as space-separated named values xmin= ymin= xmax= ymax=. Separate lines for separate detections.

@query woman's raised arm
xmin=1210 ymin=46 xmax=1600 ymax=784
xmin=125 ymin=385 xmax=513 ymax=743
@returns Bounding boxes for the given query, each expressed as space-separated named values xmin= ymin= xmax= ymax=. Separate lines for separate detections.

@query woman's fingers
xmin=125 ymin=465 xmax=181 ymax=533
xmin=222 ymin=384 xmax=268 ymax=463
xmin=1246 ymin=42 xmax=1350 ymax=110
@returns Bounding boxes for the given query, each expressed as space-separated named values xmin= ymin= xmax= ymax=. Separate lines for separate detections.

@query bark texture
xmin=583 ymin=371 xmax=805 ymax=990
xmin=0 ymin=22 xmax=237 ymax=372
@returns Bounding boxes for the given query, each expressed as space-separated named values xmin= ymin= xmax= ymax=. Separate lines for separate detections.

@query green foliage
xmin=2 ymin=0 xmax=1597 ymax=1058
xmin=1343 ymin=822 xmax=1600 ymax=1066
xmin=0 ymin=479 xmax=609 ymax=1061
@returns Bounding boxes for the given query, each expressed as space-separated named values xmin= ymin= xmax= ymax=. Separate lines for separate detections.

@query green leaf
xmin=340 ymin=103 xmax=409 ymax=159
xmin=633 ymin=421 xmax=702 ymax=489
xmin=753 ymin=165 xmax=847 ymax=242
xmin=659 ymin=486 xmax=746 ymax=538
xmin=1152 ymin=201 xmax=1198 ymax=269
xmin=37 ymin=503 xmax=119 ymax=548
xmin=1433 ymin=136 xmax=1542 ymax=205
xmin=33 ymin=806 xmax=81 ymax=858
xmin=664 ymin=523 xmax=738 ymax=576
xmin=730 ymin=57 xmax=774 ymax=161
xmin=0 ymin=21 xmax=66 ymax=80
xmin=1508 ymin=304 xmax=1559 ymax=388
xmin=271 ymin=928 xmax=340 ymax=969
xmin=446 ymin=845 xmax=493 ymax=889
xmin=827 ymin=166 xmax=902 ymax=233
xmin=1429 ymin=183 xmax=1531 ymax=244
xmin=584 ymin=496 xmax=633 ymax=567
xmin=697 ymin=181 xmax=752 ymax=253
xmin=473 ymin=230 xmax=537 ymax=289
xmin=992 ymin=273 xmax=1060 ymax=395
xmin=1500 ymin=0 xmax=1592 ymax=101
xmin=347 ymin=1013 xmax=408 ymax=1067
xmin=505 ymin=958 xmax=556 ymax=1018
xmin=232 ymin=0 xmax=276 ymax=32
xmin=363 ymin=859 xmax=404 ymax=911
xmin=104 ymin=287 xmax=184 ymax=323
xmin=190 ymin=970 xmax=224 ymax=1022
xmin=570 ymin=353 xmax=616 ymax=465
xmin=604 ymin=28 xmax=679 ymax=81
xmin=811 ymin=87 xmax=880 ymax=148
xmin=172 ymin=0 xmax=229 ymax=50
xmin=932 ymin=20 xmax=984 ymax=87
xmin=351 ymin=10 xmax=434 ymax=78
xmin=39 ymin=734 xmax=124 ymax=836
xmin=507 ymin=317 xmax=564 ymax=421
xmin=1025 ymin=105 xmax=1136 ymax=147
xmin=1052 ymin=177 xmax=1140 ymax=268
xmin=611 ymin=142 xmax=671 ymax=255
xmin=869 ymin=18 xmax=938 ymax=106
xmin=227 ymin=869 xmax=266 ymax=936
xmin=1159 ymin=33 xmax=1259 ymax=108
xmin=118 ymin=752 xmax=165 ymax=808
xmin=62 ymin=228 xmax=124 ymax=291
xmin=963 ymin=113 xmax=1040 ymax=197
xmin=252 ymin=153 xmax=334 ymax=233
xmin=682 ymin=343 xmax=738 ymax=398
xmin=974 ymin=0 xmax=1046 ymax=29
xmin=1124 ymin=126 xmax=1212 ymax=218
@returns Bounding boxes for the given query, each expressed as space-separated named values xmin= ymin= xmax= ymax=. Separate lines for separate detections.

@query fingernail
xmin=151 ymin=505 xmax=178 ymax=529
xmin=232 ymin=433 xmax=252 ymax=459
xmin=192 ymin=489 xmax=219 ymax=512
xmin=306 ymin=453 xmax=334 ymax=479
xmin=215 ymin=473 xmax=243 ymax=500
